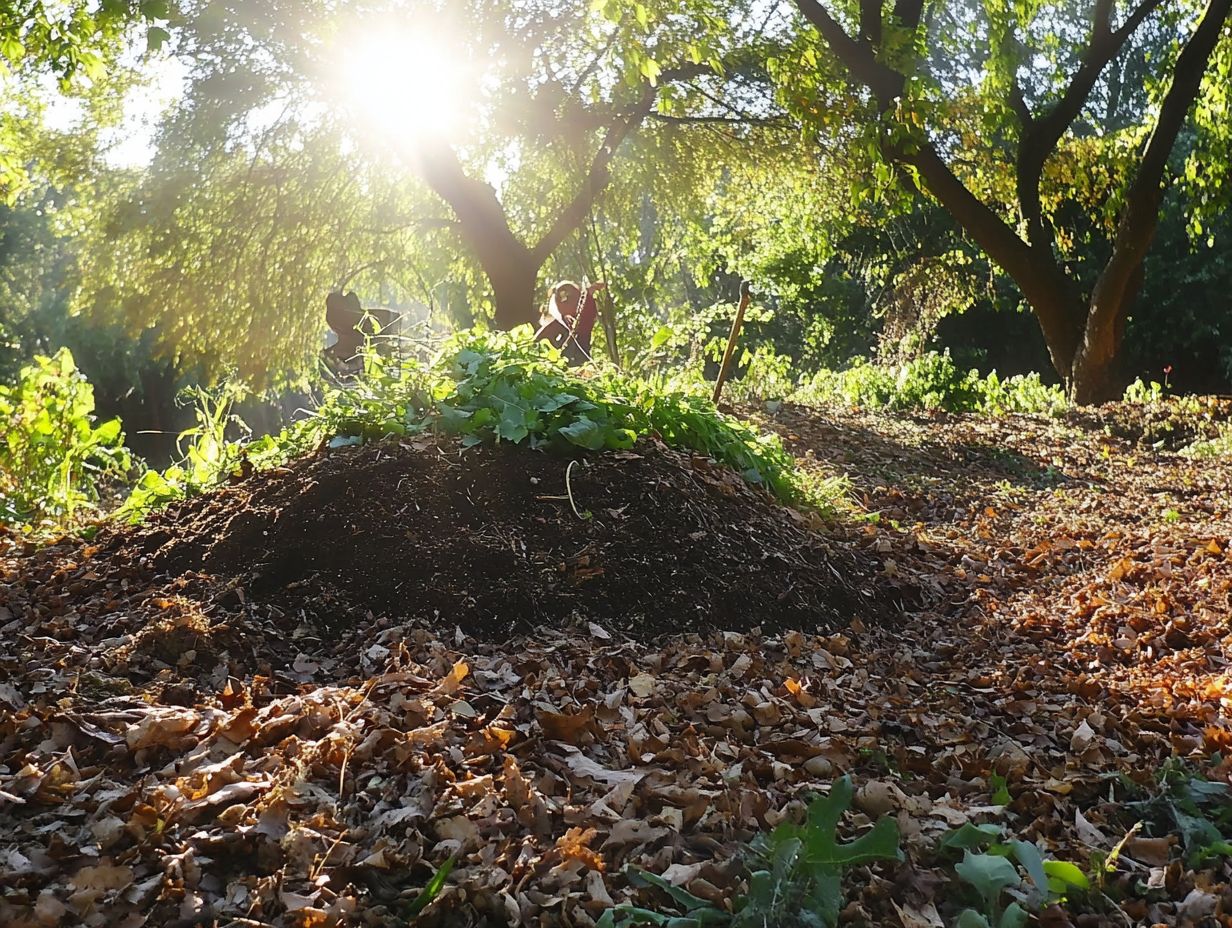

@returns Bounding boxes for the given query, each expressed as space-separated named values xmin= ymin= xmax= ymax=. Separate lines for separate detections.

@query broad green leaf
xmin=955 ymin=851 xmax=1021 ymax=908
xmin=941 ymin=823 xmax=1003 ymax=851
xmin=626 ymin=869 xmax=715 ymax=915
xmin=560 ymin=415 xmax=606 ymax=450
xmin=1009 ymin=840 xmax=1047 ymax=893
xmin=998 ymin=902 xmax=1028 ymax=928
xmin=1042 ymin=860 xmax=1090 ymax=893
xmin=956 ymin=911 xmax=992 ymax=928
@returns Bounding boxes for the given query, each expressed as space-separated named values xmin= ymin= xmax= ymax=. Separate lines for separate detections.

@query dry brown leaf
xmin=538 ymin=704 xmax=596 ymax=744
xmin=565 ymin=752 xmax=645 ymax=787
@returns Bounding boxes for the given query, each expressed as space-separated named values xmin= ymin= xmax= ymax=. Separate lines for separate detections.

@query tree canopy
xmin=776 ymin=0 xmax=1232 ymax=400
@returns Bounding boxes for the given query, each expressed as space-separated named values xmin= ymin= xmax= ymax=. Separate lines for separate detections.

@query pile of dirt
xmin=1 ymin=437 xmax=897 ymax=686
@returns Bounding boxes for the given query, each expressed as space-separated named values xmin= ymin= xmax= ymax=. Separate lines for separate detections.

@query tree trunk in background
xmin=793 ymin=0 xmax=1232 ymax=402
xmin=486 ymin=255 xmax=542 ymax=331
xmin=414 ymin=143 xmax=542 ymax=330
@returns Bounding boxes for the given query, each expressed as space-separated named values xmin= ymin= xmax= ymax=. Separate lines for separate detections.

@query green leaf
xmin=540 ymin=392 xmax=579 ymax=412
xmin=1042 ymin=860 xmax=1090 ymax=893
xmin=604 ymin=428 xmax=637 ymax=451
xmin=956 ymin=911 xmax=992 ymax=928
xmin=146 ymin=26 xmax=171 ymax=52
xmin=941 ymin=823 xmax=1003 ymax=852
xmin=794 ymin=777 xmax=904 ymax=867
xmin=497 ymin=404 xmax=531 ymax=442
xmin=955 ymin=851 xmax=1021 ymax=909
xmin=1009 ymin=840 xmax=1047 ymax=893
xmin=560 ymin=415 xmax=606 ymax=450
xmin=93 ymin=418 xmax=122 ymax=444
xmin=956 ymin=907 xmax=995 ymax=926
xmin=998 ymin=902 xmax=1028 ymax=928
xmin=626 ymin=869 xmax=715 ymax=914
xmin=140 ymin=0 xmax=170 ymax=20
xmin=989 ymin=774 xmax=1011 ymax=806
xmin=405 ymin=855 xmax=455 ymax=916
xmin=1 ymin=35 xmax=24 ymax=63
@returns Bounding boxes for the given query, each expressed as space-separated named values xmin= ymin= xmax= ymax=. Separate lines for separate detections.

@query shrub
xmin=0 ymin=348 xmax=130 ymax=533
xmin=1184 ymin=425 xmax=1232 ymax=458
xmin=794 ymin=352 xmax=1067 ymax=415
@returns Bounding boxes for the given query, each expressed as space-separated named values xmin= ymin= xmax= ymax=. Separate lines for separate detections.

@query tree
xmin=0 ymin=0 xmax=168 ymax=199
xmin=783 ymin=0 xmax=1232 ymax=402
xmin=326 ymin=1 xmax=764 ymax=330
xmin=74 ymin=0 xmax=785 ymax=379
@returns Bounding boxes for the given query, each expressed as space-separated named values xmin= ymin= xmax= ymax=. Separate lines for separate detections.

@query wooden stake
xmin=712 ymin=281 xmax=752 ymax=405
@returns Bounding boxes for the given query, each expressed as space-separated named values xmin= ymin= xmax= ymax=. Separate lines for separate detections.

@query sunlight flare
xmin=333 ymin=23 xmax=475 ymax=147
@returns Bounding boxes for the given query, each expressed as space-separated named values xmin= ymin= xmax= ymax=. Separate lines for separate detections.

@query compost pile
xmin=3 ymin=408 xmax=1231 ymax=928
xmin=0 ymin=437 xmax=902 ymax=928
xmin=0 ymin=438 xmax=889 ymax=691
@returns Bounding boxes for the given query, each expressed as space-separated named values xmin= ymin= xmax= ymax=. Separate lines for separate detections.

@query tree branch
xmin=859 ymin=0 xmax=881 ymax=46
xmin=413 ymin=140 xmax=533 ymax=280
xmin=793 ymin=0 xmax=903 ymax=106
xmin=530 ymin=84 xmax=657 ymax=264
xmin=1085 ymin=0 xmax=1232 ymax=343
xmin=648 ymin=112 xmax=789 ymax=126
xmin=1016 ymin=0 xmax=1166 ymax=249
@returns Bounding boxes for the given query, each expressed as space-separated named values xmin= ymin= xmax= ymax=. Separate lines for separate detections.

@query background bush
xmin=0 ymin=348 xmax=131 ymax=533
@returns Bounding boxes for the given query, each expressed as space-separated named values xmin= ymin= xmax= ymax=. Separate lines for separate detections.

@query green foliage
xmin=941 ymin=822 xmax=1090 ymax=928
xmin=1184 ymin=425 xmax=1232 ymax=459
xmin=1128 ymin=759 xmax=1232 ymax=865
xmin=599 ymin=776 xmax=902 ymax=928
xmin=117 ymin=384 xmax=258 ymax=521
xmin=0 ymin=0 xmax=166 ymax=200
xmin=120 ymin=330 xmax=806 ymax=521
xmin=0 ymin=348 xmax=130 ymax=532
xmin=794 ymin=353 xmax=1067 ymax=415
xmin=1122 ymin=378 xmax=1167 ymax=405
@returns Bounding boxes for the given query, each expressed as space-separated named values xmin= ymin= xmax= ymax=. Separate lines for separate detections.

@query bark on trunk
xmin=487 ymin=257 xmax=542 ymax=331
xmin=415 ymin=143 xmax=543 ymax=329
xmin=793 ymin=0 xmax=1230 ymax=404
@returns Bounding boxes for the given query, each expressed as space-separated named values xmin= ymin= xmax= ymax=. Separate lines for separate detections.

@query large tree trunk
xmin=414 ymin=143 xmax=542 ymax=330
xmin=1070 ymin=0 xmax=1231 ymax=402
xmin=412 ymin=91 xmax=654 ymax=333
xmin=486 ymin=252 xmax=542 ymax=331
xmin=794 ymin=0 xmax=1231 ymax=403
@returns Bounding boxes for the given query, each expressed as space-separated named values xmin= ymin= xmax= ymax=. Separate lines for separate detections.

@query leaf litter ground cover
xmin=1 ymin=403 xmax=1230 ymax=927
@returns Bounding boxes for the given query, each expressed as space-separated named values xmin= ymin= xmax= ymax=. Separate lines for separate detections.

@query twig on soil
xmin=566 ymin=460 xmax=584 ymax=520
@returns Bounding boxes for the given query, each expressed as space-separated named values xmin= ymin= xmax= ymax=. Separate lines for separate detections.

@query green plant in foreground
xmin=402 ymin=855 xmax=455 ymax=919
xmin=1127 ymin=758 xmax=1232 ymax=864
xmin=941 ymin=823 xmax=1090 ymax=928
xmin=598 ymin=776 xmax=902 ymax=928
xmin=0 ymin=348 xmax=130 ymax=533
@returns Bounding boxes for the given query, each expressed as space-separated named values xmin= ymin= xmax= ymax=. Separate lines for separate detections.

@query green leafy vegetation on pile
xmin=0 ymin=349 xmax=130 ymax=534
xmin=119 ymin=330 xmax=803 ymax=522
xmin=792 ymin=351 xmax=1069 ymax=415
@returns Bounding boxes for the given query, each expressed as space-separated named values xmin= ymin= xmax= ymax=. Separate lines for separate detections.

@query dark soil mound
xmin=142 ymin=438 xmax=889 ymax=633
xmin=1 ymin=438 xmax=898 ymax=688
